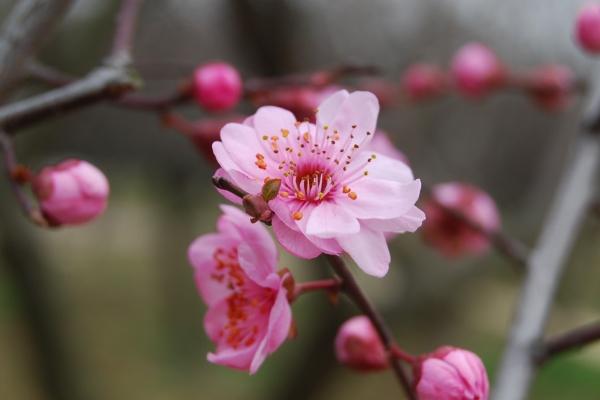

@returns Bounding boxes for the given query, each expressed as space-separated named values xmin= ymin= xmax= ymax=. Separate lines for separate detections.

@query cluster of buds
xmin=334 ymin=316 xmax=489 ymax=400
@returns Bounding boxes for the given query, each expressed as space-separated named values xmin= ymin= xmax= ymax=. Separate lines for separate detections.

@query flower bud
xmin=576 ymin=3 xmax=600 ymax=53
xmin=415 ymin=346 xmax=489 ymax=400
xmin=193 ymin=62 xmax=243 ymax=111
xmin=451 ymin=43 xmax=504 ymax=98
xmin=334 ymin=316 xmax=388 ymax=371
xmin=32 ymin=159 xmax=109 ymax=226
xmin=527 ymin=64 xmax=574 ymax=112
xmin=422 ymin=182 xmax=500 ymax=257
xmin=401 ymin=63 xmax=446 ymax=101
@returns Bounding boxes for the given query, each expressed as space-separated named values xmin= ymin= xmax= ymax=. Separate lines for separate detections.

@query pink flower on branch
xmin=421 ymin=182 xmax=500 ymax=258
xmin=187 ymin=205 xmax=292 ymax=374
xmin=32 ymin=159 xmax=109 ymax=226
xmin=414 ymin=346 xmax=489 ymax=400
xmin=212 ymin=90 xmax=425 ymax=277
xmin=335 ymin=316 xmax=388 ymax=371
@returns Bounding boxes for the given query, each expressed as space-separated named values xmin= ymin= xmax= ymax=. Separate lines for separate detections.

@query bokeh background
xmin=1 ymin=0 xmax=600 ymax=399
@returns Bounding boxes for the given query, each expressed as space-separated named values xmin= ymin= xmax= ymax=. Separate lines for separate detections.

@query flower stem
xmin=325 ymin=255 xmax=415 ymax=400
xmin=293 ymin=278 xmax=341 ymax=300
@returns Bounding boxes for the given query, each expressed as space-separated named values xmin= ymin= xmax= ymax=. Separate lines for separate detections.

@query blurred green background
xmin=1 ymin=0 xmax=600 ymax=399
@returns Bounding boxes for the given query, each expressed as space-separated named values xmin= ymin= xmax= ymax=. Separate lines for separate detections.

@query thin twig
xmin=326 ymin=255 xmax=415 ymax=400
xmin=110 ymin=0 xmax=145 ymax=64
xmin=422 ymin=186 xmax=529 ymax=267
xmin=0 ymin=0 xmax=73 ymax=97
xmin=536 ymin=320 xmax=600 ymax=365
xmin=293 ymin=278 xmax=341 ymax=299
xmin=0 ymin=130 xmax=47 ymax=226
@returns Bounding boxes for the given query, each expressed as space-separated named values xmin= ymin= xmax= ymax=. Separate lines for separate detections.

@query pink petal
xmin=220 ymin=122 xmax=271 ymax=178
xmin=188 ymin=233 xmax=238 ymax=305
xmin=272 ymin=216 xmax=322 ymax=259
xmin=338 ymin=178 xmax=421 ymax=220
xmin=362 ymin=206 xmax=426 ymax=233
xmin=363 ymin=152 xmax=414 ymax=183
xmin=417 ymin=359 xmax=465 ymax=400
xmin=252 ymin=106 xmax=298 ymax=138
xmin=207 ymin=345 xmax=258 ymax=372
xmin=305 ymin=201 xmax=360 ymax=238
xmin=316 ymin=89 xmax=349 ymax=126
xmin=219 ymin=205 xmax=279 ymax=286
xmin=337 ymin=225 xmax=390 ymax=277
xmin=249 ymin=287 xmax=292 ymax=374
xmin=323 ymin=91 xmax=379 ymax=148
xmin=203 ymin=299 xmax=229 ymax=341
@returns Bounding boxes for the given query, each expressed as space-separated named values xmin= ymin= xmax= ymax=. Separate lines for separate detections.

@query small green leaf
xmin=262 ymin=179 xmax=281 ymax=201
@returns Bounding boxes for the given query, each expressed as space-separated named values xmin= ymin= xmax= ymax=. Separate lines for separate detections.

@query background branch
xmin=0 ymin=0 xmax=73 ymax=98
xmin=536 ymin=320 xmax=600 ymax=365
xmin=492 ymin=69 xmax=600 ymax=400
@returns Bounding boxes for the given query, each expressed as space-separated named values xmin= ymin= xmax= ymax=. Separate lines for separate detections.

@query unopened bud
xmin=193 ymin=62 xmax=243 ymax=112
xmin=334 ymin=316 xmax=388 ymax=372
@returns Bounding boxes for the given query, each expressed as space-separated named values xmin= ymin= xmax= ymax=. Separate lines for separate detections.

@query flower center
xmin=211 ymin=247 xmax=275 ymax=349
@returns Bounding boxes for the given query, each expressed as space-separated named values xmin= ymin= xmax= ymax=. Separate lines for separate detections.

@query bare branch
xmin=0 ymin=0 xmax=73 ymax=97
xmin=536 ymin=320 xmax=600 ymax=365
xmin=492 ymin=69 xmax=600 ymax=399
xmin=110 ymin=0 xmax=145 ymax=65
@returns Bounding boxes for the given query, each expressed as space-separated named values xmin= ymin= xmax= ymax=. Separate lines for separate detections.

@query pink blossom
xmin=187 ymin=205 xmax=292 ymax=374
xmin=193 ymin=62 xmax=243 ymax=111
xmin=32 ymin=159 xmax=109 ymax=226
xmin=576 ymin=3 xmax=600 ymax=53
xmin=451 ymin=43 xmax=504 ymax=98
xmin=422 ymin=182 xmax=500 ymax=257
xmin=415 ymin=346 xmax=489 ymax=400
xmin=334 ymin=316 xmax=387 ymax=371
xmin=401 ymin=63 xmax=446 ymax=101
xmin=212 ymin=90 xmax=425 ymax=277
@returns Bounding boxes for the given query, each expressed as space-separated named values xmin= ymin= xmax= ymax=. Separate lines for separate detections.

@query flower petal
xmin=323 ymin=91 xmax=379 ymax=147
xmin=272 ymin=216 xmax=322 ymax=259
xmin=362 ymin=206 xmax=426 ymax=233
xmin=337 ymin=225 xmax=390 ymax=277
xmin=249 ymin=287 xmax=292 ymax=374
xmin=188 ymin=233 xmax=238 ymax=305
xmin=220 ymin=123 xmax=272 ymax=178
xmin=306 ymin=201 xmax=359 ymax=238
xmin=253 ymin=106 xmax=298 ymax=138
xmin=316 ymin=89 xmax=349 ymax=126
xmin=339 ymin=178 xmax=422 ymax=220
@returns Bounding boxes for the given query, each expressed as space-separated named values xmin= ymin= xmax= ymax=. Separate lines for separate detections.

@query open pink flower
xmin=415 ymin=346 xmax=489 ymax=400
xmin=213 ymin=90 xmax=425 ymax=277
xmin=187 ymin=205 xmax=292 ymax=374
xmin=422 ymin=182 xmax=500 ymax=257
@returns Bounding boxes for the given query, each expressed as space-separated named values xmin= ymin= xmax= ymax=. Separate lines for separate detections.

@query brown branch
xmin=110 ymin=0 xmax=145 ymax=64
xmin=326 ymin=255 xmax=415 ymax=399
xmin=536 ymin=321 xmax=600 ymax=365
xmin=0 ymin=0 xmax=73 ymax=98
xmin=0 ymin=130 xmax=47 ymax=226
xmin=212 ymin=175 xmax=415 ymax=399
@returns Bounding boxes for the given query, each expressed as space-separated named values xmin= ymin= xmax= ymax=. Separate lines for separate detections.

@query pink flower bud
xmin=422 ymin=182 xmax=500 ymax=257
xmin=415 ymin=346 xmax=489 ymax=400
xmin=576 ymin=3 xmax=600 ymax=53
xmin=335 ymin=316 xmax=388 ymax=371
xmin=527 ymin=64 xmax=574 ymax=112
xmin=193 ymin=62 xmax=243 ymax=111
xmin=402 ymin=64 xmax=446 ymax=101
xmin=32 ymin=159 xmax=109 ymax=226
xmin=451 ymin=43 xmax=504 ymax=98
